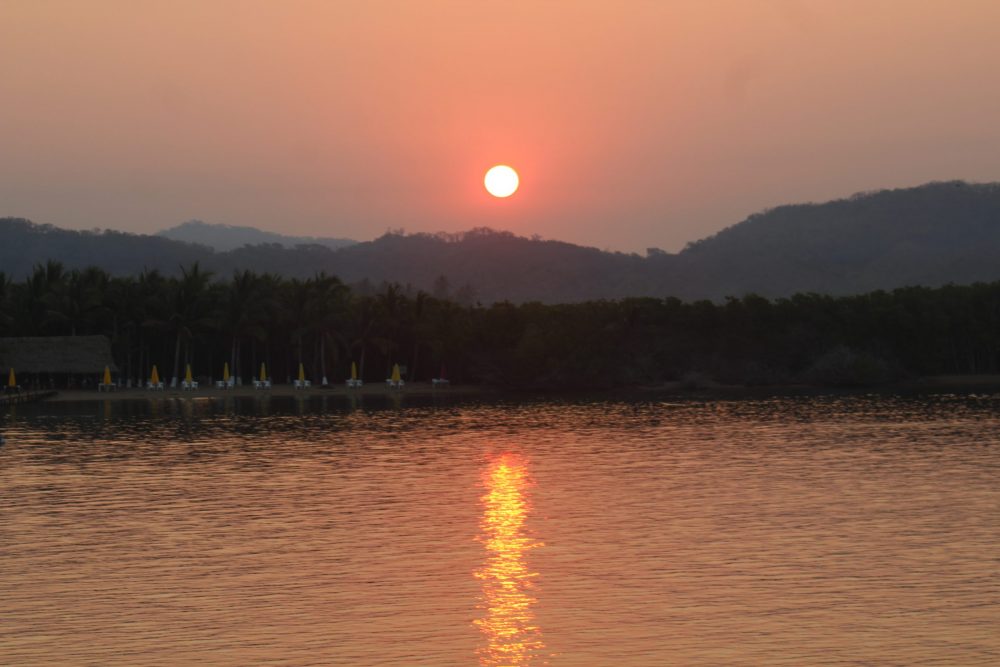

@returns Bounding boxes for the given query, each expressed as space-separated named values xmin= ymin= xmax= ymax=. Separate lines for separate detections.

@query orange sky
xmin=2 ymin=1 xmax=1000 ymax=251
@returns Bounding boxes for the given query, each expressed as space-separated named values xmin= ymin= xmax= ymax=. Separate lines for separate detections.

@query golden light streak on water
xmin=475 ymin=453 xmax=544 ymax=666
xmin=4 ymin=396 xmax=1000 ymax=665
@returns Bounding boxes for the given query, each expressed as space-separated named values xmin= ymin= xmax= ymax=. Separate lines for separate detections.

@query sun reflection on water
xmin=475 ymin=453 xmax=544 ymax=666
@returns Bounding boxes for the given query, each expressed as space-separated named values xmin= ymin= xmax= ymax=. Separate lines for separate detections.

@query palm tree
xmin=54 ymin=267 xmax=110 ymax=336
xmin=373 ymin=282 xmax=408 ymax=377
xmin=164 ymin=262 xmax=216 ymax=384
xmin=307 ymin=273 xmax=350 ymax=382
xmin=135 ymin=269 xmax=169 ymax=382
xmin=104 ymin=275 xmax=140 ymax=383
xmin=251 ymin=272 xmax=284 ymax=382
xmin=284 ymin=278 xmax=314 ymax=381
xmin=223 ymin=270 xmax=269 ymax=383
xmin=344 ymin=295 xmax=378 ymax=381
xmin=15 ymin=261 xmax=66 ymax=336
xmin=407 ymin=290 xmax=430 ymax=381
xmin=0 ymin=271 xmax=13 ymax=335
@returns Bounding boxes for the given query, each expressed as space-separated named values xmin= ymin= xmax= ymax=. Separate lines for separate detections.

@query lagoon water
xmin=2 ymin=393 xmax=999 ymax=665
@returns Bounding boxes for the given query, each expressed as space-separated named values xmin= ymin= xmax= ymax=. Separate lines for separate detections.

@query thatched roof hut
xmin=0 ymin=336 xmax=118 ymax=374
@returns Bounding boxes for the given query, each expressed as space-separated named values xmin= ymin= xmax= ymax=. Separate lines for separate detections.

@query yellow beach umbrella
xmin=8 ymin=367 xmax=15 ymax=388
xmin=298 ymin=362 xmax=305 ymax=382
xmin=351 ymin=361 xmax=357 ymax=381
xmin=103 ymin=365 xmax=112 ymax=386
xmin=391 ymin=363 xmax=401 ymax=383
xmin=223 ymin=362 xmax=230 ymax=382
xmin=150 ymin=364 xmax=160 ymax=385
xmin=260 ymin=362 xmax=267 ymax=382
xmin=185 ymin=363 xmax=193 ymax=383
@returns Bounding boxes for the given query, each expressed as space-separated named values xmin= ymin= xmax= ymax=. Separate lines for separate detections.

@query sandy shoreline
xmin=40 ymin=382 xmax=494 ymax=402
xmin=14 ymin=374 xmax=1000 ymax=404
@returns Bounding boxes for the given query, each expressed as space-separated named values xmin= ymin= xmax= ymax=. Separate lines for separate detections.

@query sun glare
xmin=474 ymin=453 xmax=543 ymax=665
xmin=484 ymin=165 xmax=519 ymax=198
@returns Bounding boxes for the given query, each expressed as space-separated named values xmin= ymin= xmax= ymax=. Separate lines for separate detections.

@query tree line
xmin=11 ymin=183 xmax=1000 ymax=305
xmin=2 ymin=260 xmax=1000 ymax=389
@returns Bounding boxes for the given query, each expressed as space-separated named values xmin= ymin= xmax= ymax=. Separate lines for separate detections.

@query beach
xmin=12 ymin=373 xmax=1000 ymax=406
xmin=39 ymin=381 xmax=493 ymax=403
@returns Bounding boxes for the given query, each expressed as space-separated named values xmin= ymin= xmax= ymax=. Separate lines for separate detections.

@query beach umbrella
xmin=7 ymin=367 xmax=15 ymax=388
xmin=185 ymin=363 xmax=193 ymax=383
xmin=351 ymin=361 xmax=358 ymax=381
xmin=151 ymin=365 xmax=160 ymax=385
xmin=298 ymin=362 xmax=306 ymax=383
xmin=223 ymin=362 xmax=230 ymax=382
xmin=103 ymin=365 xmax=112 ymax=386
xmin=391 ymin=363 xmax=401 ymax=383
xmin=260 ymin=362 xmax=267 ymax=382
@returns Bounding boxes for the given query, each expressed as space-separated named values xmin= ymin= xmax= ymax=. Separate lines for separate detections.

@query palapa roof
xmin=0 ymin=336 xmax=118 ymax=374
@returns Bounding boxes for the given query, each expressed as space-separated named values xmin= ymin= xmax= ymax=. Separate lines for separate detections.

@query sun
xmin=484 ymin=165 xmax=519 ymax=198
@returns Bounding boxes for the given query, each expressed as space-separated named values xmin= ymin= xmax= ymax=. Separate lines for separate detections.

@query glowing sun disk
xmin=484 ymin=165 xmax=519 ymax=198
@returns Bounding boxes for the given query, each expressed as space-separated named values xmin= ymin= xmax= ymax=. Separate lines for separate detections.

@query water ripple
xmin=1 ymin=394 xmax=999 ymax=665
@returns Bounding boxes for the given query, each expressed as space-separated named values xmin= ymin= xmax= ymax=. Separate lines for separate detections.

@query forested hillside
xmin=5 ymin=181 xmax=1000 ymax=302
xmin=676 ymin=180 xmax=1000 ymax=298
xmin=2 ymin=261 xmax=999 ymax=389
xmin=157 ymin=220 xmax=356 ymax=252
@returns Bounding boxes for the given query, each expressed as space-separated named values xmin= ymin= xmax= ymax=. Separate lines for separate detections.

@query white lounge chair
xmin=346 ymin=378 xmax=363 ymax=388
xmin=98 ymin=382 xmax=116 ymax=392
xmin=293 ymin=379 xmax=311 ymax=389
xmin=432 ymin=378 xmax=450 ymax=386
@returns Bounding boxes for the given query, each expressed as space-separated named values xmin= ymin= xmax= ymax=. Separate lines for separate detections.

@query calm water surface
xmin=1 ymin=393 xmax=999 ymax=665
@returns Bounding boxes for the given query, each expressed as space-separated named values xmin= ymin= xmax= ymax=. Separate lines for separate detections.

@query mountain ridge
xmin=157 ymin=219 xmax=356 ymax=251
xmin=4 ymin=180 xmax=1000 ymax=303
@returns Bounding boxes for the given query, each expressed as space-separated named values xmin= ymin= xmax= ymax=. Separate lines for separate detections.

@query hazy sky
xmin=3 ymin=1 xmax=1000 ymax=252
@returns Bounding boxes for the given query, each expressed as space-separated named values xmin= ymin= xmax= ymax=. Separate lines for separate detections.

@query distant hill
xmin=157 ymin=220 xmax=356 ymax=252
xmin=5 ymin=181 xmax=1000 ymax=302
xmin=674 ymin=180 xmax=1000 ymax=298
xmin=0 ymin=219 xmax=216 ymax=278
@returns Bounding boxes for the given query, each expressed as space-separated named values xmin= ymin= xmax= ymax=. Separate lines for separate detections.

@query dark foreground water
xmin=1 ymin=393 xmax=999 ymax=666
